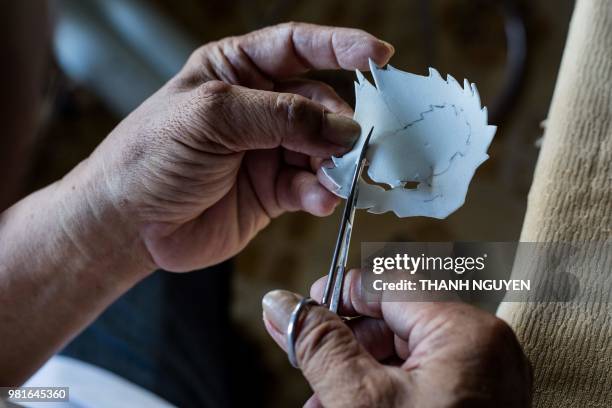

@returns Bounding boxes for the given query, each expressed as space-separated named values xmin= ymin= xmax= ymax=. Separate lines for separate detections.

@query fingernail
xmin=262 ymin=290 xmax=300 ymax=332
xmin=380 ymin=40 xmax=395 ymax=54
xmin=321 ymin=159 xmax=334 ymax=169
xmin=324 ymin=113 xmax=361 ymax=148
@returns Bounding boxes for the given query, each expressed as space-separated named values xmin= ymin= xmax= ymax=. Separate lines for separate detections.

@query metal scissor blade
xmin=322 ymin=127 xmax=374 ymax=312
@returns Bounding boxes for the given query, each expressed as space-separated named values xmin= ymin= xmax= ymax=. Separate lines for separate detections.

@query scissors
xmin=286 ymin=126 xmax=374 ymax=368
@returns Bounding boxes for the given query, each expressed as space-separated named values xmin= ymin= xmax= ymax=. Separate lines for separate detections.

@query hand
xmin=262 ymin=270 xmax=532 ymax=407
xmin=73 ymin=22 xmax=394 ymax=272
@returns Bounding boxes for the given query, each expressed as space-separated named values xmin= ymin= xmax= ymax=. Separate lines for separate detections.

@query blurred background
xmin=9 ymin=0 xmax=574 ymax=406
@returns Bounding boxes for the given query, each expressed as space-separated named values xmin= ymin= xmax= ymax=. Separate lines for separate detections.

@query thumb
xmin=262 ymin=290 xmax=398 ymax=407
xmin=192 ymin=81 xmax=361 ymax=157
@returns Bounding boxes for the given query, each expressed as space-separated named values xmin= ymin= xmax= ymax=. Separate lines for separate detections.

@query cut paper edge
xmin=323 ymin=59 xmax=497 ymax=219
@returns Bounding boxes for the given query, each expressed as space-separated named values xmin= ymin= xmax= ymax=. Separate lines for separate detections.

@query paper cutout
xmin=323 ymin=60 xmax=497 ymax=219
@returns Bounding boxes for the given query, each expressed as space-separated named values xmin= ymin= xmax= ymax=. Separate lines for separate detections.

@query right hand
xmin=262 ymin=269 xmax=532 ymax=407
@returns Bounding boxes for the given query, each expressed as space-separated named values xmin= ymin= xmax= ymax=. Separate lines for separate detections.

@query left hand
xmin=73 ymin=22 xmax=395 ymax=272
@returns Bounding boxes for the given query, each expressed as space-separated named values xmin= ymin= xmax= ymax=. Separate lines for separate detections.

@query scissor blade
xmin=322 ymin=127 xmax=374 ymax=310
xmin=350 ymin=129 xmax=374 ymax=193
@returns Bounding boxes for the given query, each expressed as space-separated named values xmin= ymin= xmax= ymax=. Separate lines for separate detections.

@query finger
xmin=314 ymin=158 xmax=334 ymax=170
xmin=276 ymin=79 xmax=353 ymax=116
xmin=193 ymin=82 xmax=361 ymax=157
xmin=286 ymin=152 xmax=334 ymax=177
xmin=278 ymin=77 xmax=354 ymax=174
xmin=310 ymin=272 xmax=405 ymax=362
xmin=348 ymin=317 xmax=412 ymax=362
xmin=262 ymin=290 xmax=398 ymax=406
xmin=283 ymin=150 xmax=310 ymax=169
xmin=310 ymin=269 xmax=506 ymax=348
xmin=276 ymin=167 xmax=340 ymax=216
xmin=317 ymin=163 xmax=343 ymax=193
xmin=347 ymin=317 xmax=395 ymax=361
xmin=303 ymin=394 xmax=323 ymax=408
xmin=276 ymin=79 xmax=353 ymax=172
xmin=310 ymin=269 xmax=381 ymax=317
xmin=278 ymin=78 xmax=353 ymax=171
xmin=310 ymin=268 xmax=447 ymax=340
xmin=310 ymin=157 xmax=326 ymax=172
xmin=217 ymin=23 xmax=395 ymax=78
xmin=272 ymin=307 xmax=403 ymax=364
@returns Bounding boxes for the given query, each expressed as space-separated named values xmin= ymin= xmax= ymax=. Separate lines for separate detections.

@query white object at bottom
xmin=21 ymin=355 xmax=175 ymax=408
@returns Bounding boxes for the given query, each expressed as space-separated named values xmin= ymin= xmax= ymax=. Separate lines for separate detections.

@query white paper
xmin=323 ymin=59 xmax=497 ymax=219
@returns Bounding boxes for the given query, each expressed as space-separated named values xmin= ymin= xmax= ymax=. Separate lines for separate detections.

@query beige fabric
xmin=497 ymin=0 xmax=612 ymax=406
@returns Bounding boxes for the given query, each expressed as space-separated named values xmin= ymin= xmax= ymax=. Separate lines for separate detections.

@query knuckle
xmin=172 ymin=44 xmax=216 ymax=89
xmin=277 ymin=21 xmax=300 ymax=32
xmin=188 ymin=42 xmax=223 ymax=69
xmin=198 ymin=80 xmax=232 ymax=98
xmin=195 ymin=80 xmax=232 ymax=111
xmin=193 ymin=80 xmax=248 ymax=150
xmin=277 ymin=92 xmax=306 ymax=120
xmin=275 ymin=93 xmax=317 ymax=132
xmin=188 ymin=44 xmax=209 ymax=63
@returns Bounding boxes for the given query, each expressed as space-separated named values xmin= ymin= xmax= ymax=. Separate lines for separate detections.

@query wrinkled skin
xmin=263 ymin=270 xmax=533 ymax=408
xmin=0 ymin=22 xmax=394 ymax=384
xmin=87 ymin=22 xmax=395 ymax=272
